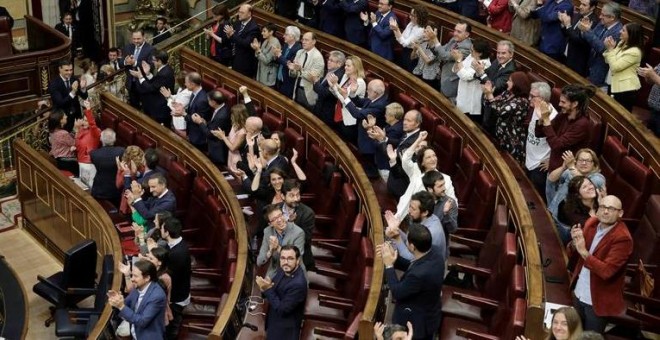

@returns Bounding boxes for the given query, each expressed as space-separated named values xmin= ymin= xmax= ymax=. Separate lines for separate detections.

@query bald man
xmin=226 ymin=4 xmax=260 ymax=77
xmin=568 ymin=195 xmax=633 ymax=333
xmin=241 ymin=138 xmax=288 ymax=192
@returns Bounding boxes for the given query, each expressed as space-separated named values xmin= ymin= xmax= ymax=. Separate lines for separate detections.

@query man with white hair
xmin=274 ymin=26 xmax=302 ymax=98
xmin=90 ymin=129 xmax=125 ymax=206
xmin=526 ymin=82 xmax=558 ymax=198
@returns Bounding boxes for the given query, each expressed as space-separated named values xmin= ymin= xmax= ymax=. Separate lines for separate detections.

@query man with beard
xmin=277 ymin=180 xmax=316 ymax=271
xmin=384 ymin=191 xmax=446 ymax=261
xmin=256 ymin=245 xmax=307 ymax=340
xmin=422 ymin=171 xmax=458 ymax=237
xmin=257 ymin=205 xmax=306 ymax=279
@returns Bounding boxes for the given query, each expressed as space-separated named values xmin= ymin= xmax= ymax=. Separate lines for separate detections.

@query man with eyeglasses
xmin=568 ymin=195 xmax=633 ymax=333
xmin=312 ymin=50 xmax=346 ymax=126
xmin=257 ymin=205 xmax=306 ymax=279
xmin=256 ymin=245 xmax=307 ymax=340
xmin=276 ymin=179 xmax=317 ymax=271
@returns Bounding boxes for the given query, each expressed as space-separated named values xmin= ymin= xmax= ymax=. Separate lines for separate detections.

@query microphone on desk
xmin=242 ymin=322 xmax=258 ymax=331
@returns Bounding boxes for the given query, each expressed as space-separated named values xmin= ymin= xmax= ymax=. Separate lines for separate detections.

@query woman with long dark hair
xmin=603 ymin=22 xmax=644 ymax=111
xmin=555 ymin=175 xmax=600 ymax=244
xmin=48 ymin=110 xmax=79 ymax=176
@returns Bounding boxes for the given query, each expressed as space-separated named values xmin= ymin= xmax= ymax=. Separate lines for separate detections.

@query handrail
xmin=12 ymin=139 xmax=123 ymax=339
xmin=177 ymin=46 xmax=386 ymax=338
xmin=98 ymin=92 xmax=249 ymax=339
xmin=248 ymin=7 xmax=544 ymax=336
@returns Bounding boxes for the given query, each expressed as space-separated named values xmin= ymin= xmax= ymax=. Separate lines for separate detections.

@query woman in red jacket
xmin=75 ymin=100 xmax=101 ymax=187
xmin=486 ymin=0 xmax=513 ymax=33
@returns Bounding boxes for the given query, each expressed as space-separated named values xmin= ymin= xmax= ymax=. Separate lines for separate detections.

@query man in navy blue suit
xmin=123 ymin=29 xmax=154 ymax=109
xmin=108 ymin=260 xmax=167 ymax=340
xmin=579 ymin=1 xmax=622 ymax=91
xmin=191 ymin=90 xmax=231 ymax=166
xmin=48 ymin=59 xmax=88 ymax=131
xmin=132 ymin=49 xmax=175 ymax=127
xmin=317 ymin=0 xmax=345 ymax=38
xmin=127 ymin=173 xmax=176 ymax=230
xmin=174 ymin=72 xmax=212 ymax=151
xmin=312 ymin=50 xmax=346 ymax=127
xmin=378 ymin=224 xmax=445 ymax=340
xmin=91 ymin=129 xmax=125 ymax=206
xmin=256 ymin=245 xmax=308 ymax=340
xmin=274 ymin=26 xmax=303 ymax=98
xmin=362 ymin=0 xmax=397 ymax=61
xmin=340 ymin=0 xmax=368 ymax=47
xmin=225 ymin=4 xmax=260 ymax=78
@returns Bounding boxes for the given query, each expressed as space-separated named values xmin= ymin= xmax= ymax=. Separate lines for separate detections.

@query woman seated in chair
xmin=547 ymin=148 xmax=605 ymax=216
xmin=48 ymin=110 xmax=79 ymax=177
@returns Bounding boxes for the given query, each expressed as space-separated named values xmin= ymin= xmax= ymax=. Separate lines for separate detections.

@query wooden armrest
xmin=192 ymin=271 xmax=222 ymax=280
xmin=313 ymin=326 xmax=346 ymax=338
xmin=627 ymin=308 xmax=660 ymax=326
xmin=318 ymin=298 xmax=353 ymax=310
xmin=452 ymin=292 xmax=499 ymax=310
xmin=193 ymin=267 xmax=221 ymax=273
xmin=314 ymin=266 xmax=349 ymax=280
xmin=450 ymin=234 xmax=484 ymax=249
xmin=454 ymin=228 xmax=489 ymax=240
xmin=456 ymin=328 xmax=499 ymax=340
xmin=191 ymin=295 xmax=222 ymax=304
xmin=189 ymin=247 xmax=211 ymax=255
xmin=624 ymin=292 xmax=660 ymax=306
xmin=449 ymin=263 xmax=492 ymax=277
xmin=312 ymin=238 xmax=350 ymax=244
xmin=318 ymin=294 xmax=353 ymax=304
xmin=184 ymin=324 xmax=213 ymax=333
xmin=312 ymin=241 xmax=347 ymax=252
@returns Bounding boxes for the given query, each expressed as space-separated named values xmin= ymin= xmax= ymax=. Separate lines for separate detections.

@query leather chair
xmin=453 ymin=147 xmax=482 ymax=205
xmin=599 ymin=135 xmax=627 ymax=183
xmin=216 ymin=86 xmax=237 ymax=107
xmin=315 ymin=183 xmax=358 ymax=240
xmin=100 ymin=110 xmax=120 ymax=131
xmin=156 ymin=148 xmax=177 ymax=171
xmin=301 ymin=144 xmax=340 ymax=215
xmin=457 ymin=170 xmax=496 ymax=230
xmin=183 ymin=176 xmax=215 ymax=232
xmin=419 ymin=106 xmax=441 ymax=140
xmin=54 ymin=254 xmax=114 ymax=337
xmin=33 ymin=239 xmax=98 ymax=327
xmin=589 ymin=116 xmax=604 ymax=153
xmin=302 ymin=312 xmax=362 ymax=340
xmin=166 ymin=160 xmax=193 ymax=217
xmin=262 ymin=110 xmax=285 ymax=132
xmin=116 ymin=120 xmax=138 ymax=146
xmin=629 ymin=195 xmax=660 ymax=266
xmin=432 ymin=124 xmax=461 ymax=175
xmin=134 ymin=133 xmax=157 ymax=150
xmin=395 ymin=92 xmax=420 ymax=111
xmin=201 ymin=77 xmax=217 ymax=92
xmin=284 ymin=127 xmax=306 ymax=161
xmin=609 ymin=155 xmax=653 ymax=221
xmin=449 ymin=204 xmax=508 ymax=261
xmin=0 ymin=17 xmax=13 ymax=58
xmin=190 ymin=238 xmax=237 ymax=295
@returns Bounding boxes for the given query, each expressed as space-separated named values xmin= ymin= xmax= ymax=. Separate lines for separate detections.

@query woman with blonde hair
xmin=115 ymin=145 xmax=146 ymax=214
xmin=212 ymin=104 xmax=249 ymax=173
xmin=330 ymin=55 xmax=366 ymax=143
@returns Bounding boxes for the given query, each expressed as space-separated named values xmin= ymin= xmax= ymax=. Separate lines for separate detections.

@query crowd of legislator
xmin=27 ymin=0 xmax=660 ymax=339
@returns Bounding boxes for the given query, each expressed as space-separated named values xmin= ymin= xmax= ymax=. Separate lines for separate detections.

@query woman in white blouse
xmin=452 ymin=39 xmax=491 ymax=123
xmin=330 ymin=55 xmax=366 ymax=144
xmin=390 ymin=5 xmax=427 ymax=72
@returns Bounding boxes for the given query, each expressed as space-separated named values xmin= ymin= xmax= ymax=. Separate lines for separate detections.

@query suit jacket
xmin=434 ymin=38 xmax=472 ymax=99
xmin=137 ymin=64 xmax=175 ymax=123
xmin=90 ymin=146 xmax=125 ymax=200
xmin=344 ymin=94 xmax=388 ymax=154
xmin=118 ymin=282 xmax=167 ymax=340
xmin=340 ymin=0 xmax=368 ymax=45
xmin=369 ymin=11 xmax=397 ymax=61
xmin=319 ymin=0 xmax=344 ymax=37
xmin=133 ymin=190 xmax=177 ymax=228
xmin=584 ymin=21 xmax=622 ymax=87
xmin=562 ymin=11 xmax=598 ymax=77
xmin=276 ymin=42 xmax=302 ymax=98
xmin=278 ymin=202 xmax=316 ymax=269
xmin=375 ymin=120 xmax=403 ymax=170
xmin=54 ymin=22 xmax=80 ymax=49
xmin=603 ymin=45 xmax=642 ymax=93
xmin=230 ymin=19 xmax=260 ymax=78
xmin=257 ymin=223 xmax=306 ymax=279
xmin=386 ymin=246 xmax=445 ymax=339
xmin=569 ymin=217 xmax=633 ymax=316
xmin=313 ymin=67 xmax=346 ymax=125
xmin=532 ymin=0 xmax=573 ymax=56
xmin=386 ymin=130 xmax=420 ymax=197
xmin=201 ymin=104 xmax=231 ymax=165
xmin=185 ymin=89 xmax=213 ymax=146
xmin=480 ymin=59 xmax=516 ymax=96
xmin=211 ymin=19 xmax=233 ymax=64
xmin=291 ymin=48 xmax=325 ymax=106
xmin=48 ymin=75 xmax=88 ymax=120
xmin=152 ymin=29 xmax=171 ymax=45
xmin=242 ymin=154 xmax=289 ymax=193
xmin=167 ymin=239 xmax=192 ymax=303
xmin=263 ymin=266 xmax=308 ymax=340
xmin=123 ymin=42 xmax=155 ymax=92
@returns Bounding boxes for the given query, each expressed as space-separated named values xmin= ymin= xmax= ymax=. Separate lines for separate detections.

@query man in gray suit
xmin=257 ymin=205 xmax=306 ymax=279
xmin=431 ymin=21 xmax=472 ymax=102
xmin=289 ymin=32 xmax=325 ymax=110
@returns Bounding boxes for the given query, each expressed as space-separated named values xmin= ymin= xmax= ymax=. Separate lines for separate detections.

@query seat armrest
xmin=454 ymin=228 xmax=489 ymax=240
xmin=313 ymin=326 xmax=346 ymax=337
xmin=450 ymin=234 xmax=484 ymax=249
xmin=184 ymin=323 xmax=213 ymax=333
xmin=452 ymin=292 xmax=499 ymax=311
xmin=189 ymin=247 xmax=211 ymax=255
xmin=192 ymin=271 xmax=222 ymax=280
xmin=312 ymin=241 xmax=347 ymax=252
xmin=314 ymin=266 xmax=349 ymax=280
xmin=85 ymin=315 xmax=99 ymax=337
xmin=318 ymin=298 xmax=353 ymax=311
xmin=36 ymin=275 xmax=67 ymax=295
xmin=449 ymin=263 xmax=492 ymax=277
xmin=624 ymin=292 xmax=660 ymax=306
xmin=191 ymin=295 xmax=222 ymax=304
xmin=318 ymin=294 xmax=353 ymax=304
xmin=456 ymin=328 xmax=500 ymax=340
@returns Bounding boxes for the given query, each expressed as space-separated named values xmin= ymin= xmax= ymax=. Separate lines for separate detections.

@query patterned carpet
xmin=0 ymin=196 xmax=20 ymax=232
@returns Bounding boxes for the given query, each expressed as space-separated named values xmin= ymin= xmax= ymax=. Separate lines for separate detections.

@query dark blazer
xmin=230 ymin=19 xmax=260 ymax=78
xmin=368 ymin=11 xmax=397 ymax=61
xmin=312 ymin=67 xmax=345 ymax=125
xmin=584 ymin=21 xmax=623 ymax=87
xmin=386 ymin=130 xmax=419 ymax=197
xmin=345 ymin=94 xmax=389 ymax=155
xmin=184 ymin=89 xmax=213 ymax=147
xmin=531 ymin=0 xmax=573 ymax=56
xmin=133 ymin=190 xmax=177 ymax=228
xmin=242 ymin=155 xmax=289 ymax=193
xmin=200 ymin=105 xmax=231 ymax=165
xmin=480 ymin=59 xmax=516 ymax=96
xmin=152 ymin=29 xmax=171 ymax=45
xmin=278 ymin=202 xmax=316 ymax=269
xmin=48 ymin=75 xmax=88 ymax=122
xmin=211 ymin=19 xmax=233 ymax=65
xmin=137 ymin=64 xmax=175 ymax=125
xmin=263 ymin=266 xmax=308 ymax=340
xmin=562 ymin=11 xmax=598 ymax=77
xmin=167 ymin=239 xmax=192 ymax=304
xmin=118 ymin=282 xmax=167 ymax=340
xmin=122 ymin=42 xmax=155 ymax=96
xmin=275 ymin=0 xmax=299 ymax=20
xmin=375 ymin=120 xmax=403 ymax=170
xmin=340 ymin=0 xmax=368 ymax=46
xmin=319 ymin=0 xmax=344 ymax=37
xmin=54 ymin=22 xmax=80 ymax=49
xmin=276 ymin=42 xmax=303 ymax=98
xmin=90 ymin=146 xmax=125 ymax=200
xmin=386 ymin=246 xmax=445 ymax=339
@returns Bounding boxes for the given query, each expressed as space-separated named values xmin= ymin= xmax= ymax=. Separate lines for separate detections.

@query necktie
xmin=67 ymin=25 xmax=72 ymax=39
xmin=278 ymin=46 xmax=290 ymax=82
xmin=232 ymin=23 xmax=246 ymax=56
xmin=189 ymin=92 xmax=196 ymax=112
xmin=210 ymin=23 xmax=219 ymax=57
xmin=295 ymin=52 xmax=309 ymax=90
xmin=301 ymin=52 xmax=308 ymax=68
xmin=134 ymin=45 xmax=142 ymax=63
xmin=114 ymin=61 xmax=119 ymax=71
xmin=65 ymin=78 xmax=70 ymax=90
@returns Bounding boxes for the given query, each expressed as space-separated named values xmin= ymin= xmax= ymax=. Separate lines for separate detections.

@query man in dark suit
xmin=474 ymin=40 xmax=516 ymax=134
xmin=158 ymin=217 xmax=192 ymax=340
xmin=48 ymin=59 xmax=88 ymax=131
xmin=192 ymin=90 xmax=231 ymax=166
xmin=90 ymin=129 xmax=125 ymax=206
xmin=152 ymin=17 xmax=171 ymax=45
xmin=340 ymin=0 xmax=368 ymax=47
xmin=174 ymin=72 xmax=212 ymax=151
xmin=123 ymin=29 xmax=154 ymax=109
xmin=341 ymin=79 xmax=389 ymax=177
xmin=317 ymin=0 xmax=344 ymax=38
xmin=559 ymin=0 xmax=598 ymax=77
xmin=108 ymin=260 xmax=167 ymax=340
xmin=378 ymin=224 xmax=445 ymax=340
xmin=241 ymin=139 xmax=288 ymax=192
xmin=366 ymin=103 xmax=404 ymax=179
xmin=101 ymin=47 xmax=124 ymax=73
xmin=132 ymin=49 xmax=175 ymax=126
xmin=127 ymin=173 xmax=177 ymax=230
xmin=313 ymin=50 xmax=346 ymax=126
xmin=279 ymin=180 xmax=316 ymax=270
xmin=274 ymin=26 xmax=303 ymax=98
xmin=225 ymin=4 xmax=260 ymax=78
xmin=362 ymin=0 xmax=397 ymax=61
xmin=256 ymin=245 xmax=308 ymax=340
xmin=580 ymin=2 xmax=622 ymax=90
